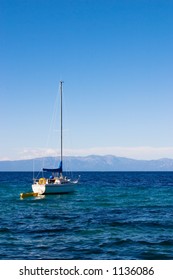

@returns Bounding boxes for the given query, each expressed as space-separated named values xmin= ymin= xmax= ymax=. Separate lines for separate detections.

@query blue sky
xmin=0 ymin=0 xmax=173 ymax=160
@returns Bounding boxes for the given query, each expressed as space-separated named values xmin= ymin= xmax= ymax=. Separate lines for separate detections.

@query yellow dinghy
xmin=20 ymin=192 xmax=39 ymax=199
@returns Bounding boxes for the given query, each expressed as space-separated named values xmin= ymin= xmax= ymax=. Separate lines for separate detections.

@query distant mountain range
xmin=1 ymin=155 xmax=173 ymax=171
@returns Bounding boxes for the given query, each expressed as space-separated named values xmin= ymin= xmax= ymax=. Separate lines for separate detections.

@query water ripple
xmin=0 ymin=171 xmax=173 ymax=259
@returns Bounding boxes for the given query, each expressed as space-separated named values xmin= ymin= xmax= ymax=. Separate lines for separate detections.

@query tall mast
xmin=60 ymin=81 xmax=63 ymax=166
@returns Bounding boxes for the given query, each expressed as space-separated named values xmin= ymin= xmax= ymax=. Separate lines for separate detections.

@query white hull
xmin=32 ymin=181 xmax=77 ymax=194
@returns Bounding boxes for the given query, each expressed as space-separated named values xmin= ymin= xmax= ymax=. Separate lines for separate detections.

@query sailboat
xmin=32 ymin=81 xmax=79 ymax=195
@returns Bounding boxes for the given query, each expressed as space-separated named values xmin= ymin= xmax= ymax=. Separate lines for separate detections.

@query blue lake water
xmin=0 ymin=171 xmax=173 ymax=260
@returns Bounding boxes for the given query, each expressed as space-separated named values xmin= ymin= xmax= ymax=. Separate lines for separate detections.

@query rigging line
xmin=62 ymin=85 xmax=73 ymax=175
xmin=42 ymin=86 xmax=60 ymax=169
xmin=32 ymin=159 xmax=34 ymax=180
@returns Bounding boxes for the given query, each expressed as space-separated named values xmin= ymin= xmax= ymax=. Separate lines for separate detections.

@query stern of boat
xmin=32 ymin=178 xmax=46 ymax=194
